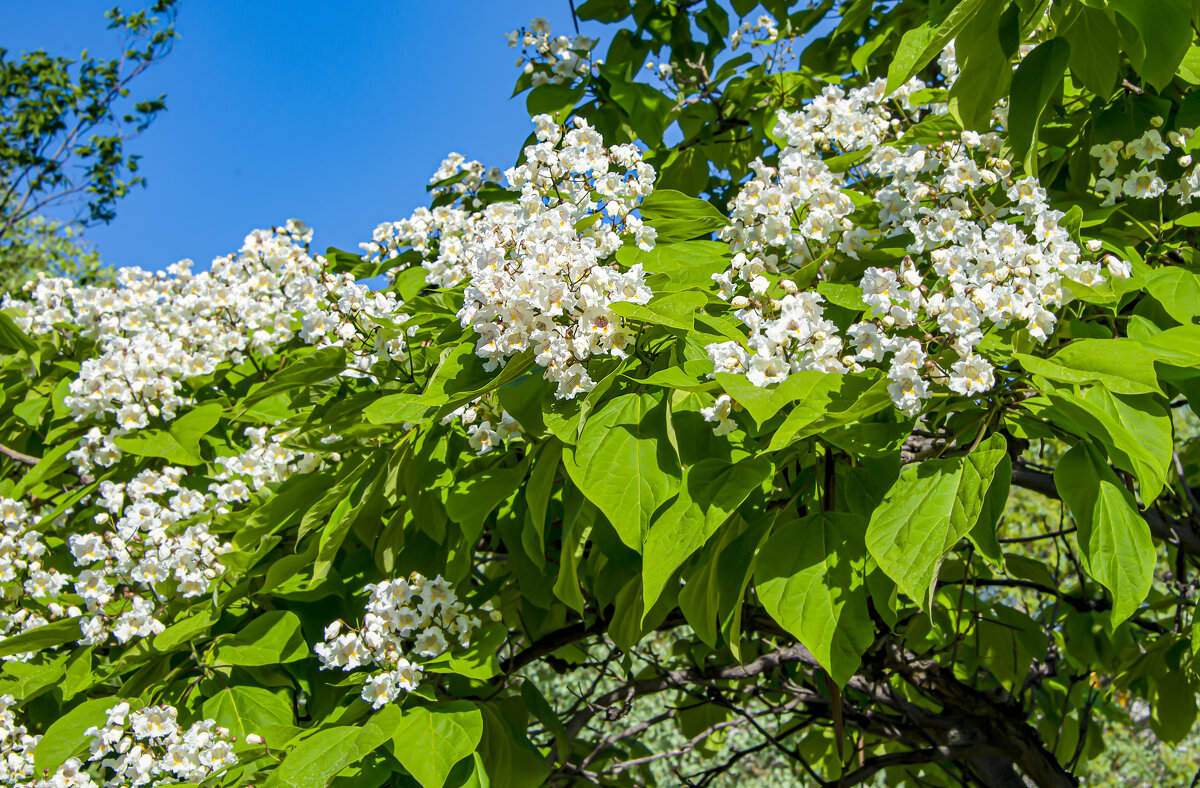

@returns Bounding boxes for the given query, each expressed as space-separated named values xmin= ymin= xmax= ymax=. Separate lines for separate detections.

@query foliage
xmin=3 ymin=1 xmax=1200 ymax=787
xmin=0 ymin=217 xmax=114 ymax=293
xmin=0 ymin=1 xmax=176 ymax=285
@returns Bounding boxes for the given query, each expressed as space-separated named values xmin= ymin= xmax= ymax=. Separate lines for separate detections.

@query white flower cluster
xmin=0 ymin=695 xmax=39 ymax=787
xmin=440 ymin=398 xmax=522 ymax=456
xmin=316 ymin=572 xmax=498 ymax=709
xmin=359 ymin=154 xmax=503 ymax=286
xmin=705 ymin=55 xmax=1114 ymax=424
xmin=0 ymin=698 xmax=234 ymax=788
xmin=729 ymin=13 xmax=778 ymax=50
xmin=209 ymin=426 xmax=322 ymax=502
xmin=362 ymin=111 xmax=663 ymax=377
xmin=427 ymin=153 xmax=503 ymax=200
xmin=71 ymin=429 xmax=320 ymax=647
xmin=65 ymin=701 xmax=237 ymax=787
xmin=1091 ymin=123 xmax=1199 ymax=205
xmin=457 ymin=115 xmax=658 ymax=398
xmin=506 ymin=18 xmax=598 ymax=87
xmin=0 ymin=426 xmax=319 ymax=655
xmin=0 ymin=498 xmax=73 ymax=660
xmin=4 ymin=223 xmax=411 ymax=471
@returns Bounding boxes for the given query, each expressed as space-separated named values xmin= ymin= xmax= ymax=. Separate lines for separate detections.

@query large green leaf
xmin=1055 ymin=442 xmax=1155 ymax=625
xmin=756 ymin=512 xmax=873 ymax=687
xmin=203 ymin=686 xmax=294 ymax=739
xmin=0 ymin=617 xmax=80 ymax=657
xmin=1109 ymin=0 xmax=1193 ymax=91
xmin=639 ymin=189 xmax=729 ymax=243
xmin=767 ymin=370 xmax=891 ymax=451
xmin=389 ymin=702 xmax=484 ymax=788
xmin=34 ymin=697 xmax=115 ymax=773
xmin=1045 ymin=388 xmax=1172 ymax=502
xmin=112 ymin=402 xmax=222 ymax=466
xmin=866 ymin=434 xmax=1008 ymax=606
xmin=609 ymin=290 xmax=707 ymax=332
xmin=641 ymin=456 xmax=772 ymax=616
xmin=885 ymin=0 xmax=987 ymax=93
xmin=212 ymin=610 xmax=309 ymax=666
xmin=562 ymin=392 xmax=680 ymax=550
xmin=1063 ymin=4 xmax=1119 ymax=95
xmin=607 ymin=77 xmax=672 ymax=147
xmin=948 ymin=0 xmax=1013 ymax=130
xmin=1008 ymin=37 xmax=1071 ymax=170
xmin=265 ymin=710 xmax=394 ymax=788
xmin=1016 ymin=338 xmax=1162 ymax=395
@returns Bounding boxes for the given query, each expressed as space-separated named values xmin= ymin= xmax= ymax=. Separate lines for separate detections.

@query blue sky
xmin=2 ymin=2 xmax=604 ymax=271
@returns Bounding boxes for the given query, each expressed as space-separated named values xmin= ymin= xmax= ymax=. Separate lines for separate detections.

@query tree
xmin=0 ymin=0 xmax=176 ymax=286
xmin=0 ymin=1 xmax=1199 ymax=787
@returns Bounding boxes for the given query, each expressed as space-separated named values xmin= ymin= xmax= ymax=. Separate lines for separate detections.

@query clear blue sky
xmin=2 ymin=2 xmax=604 ymax=271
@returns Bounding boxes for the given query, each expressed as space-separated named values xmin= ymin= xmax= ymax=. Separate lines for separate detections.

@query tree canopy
xmin=2 ymin=1 xmax=1200 ymax=786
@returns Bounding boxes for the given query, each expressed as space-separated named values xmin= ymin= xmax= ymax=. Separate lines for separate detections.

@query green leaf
xmin=526 ymin=83 xmax=584 ymax=121
xmin=885 ymin=0 xmax=987 ymax=93
xmin=0 ymin=311 xmax=37 ymax=354
xmin=1064 ymin=5 xmax=1119 ymax=95
xmin=477 ymin=702 xmax=550 ymax=788
xmin=563 ymin=392 xmax=680 ymax=551
xmin=389 ymin=702 xmax=484 ymax=788
xmin=243 ymin=347 xmax=347 ymax=407
xmin=948 ymin=0 xmax=1013 ymax=130
xmin=866 ymin=434 xmax=1008 ymax=607
xmin=1016 ymin=338 xmax=1162 ymax=395
xmin=609 ymin=290 xmax=707 ymax=332
xmin=1109 ymin=0 xmax=1193 ymax=91
xmin=756 ymin=513 xmax=873 ymax=687
xmin=1055 ymin=442 xmax=1155 ymax=625
xmin=617 ymin=240 xmax=729 ymax=290
xmin=641 ymin=456 xmax=772 ymax=616
xmin=767 ymin=370 xmax=891 ymax=451
xmin=1144 ymin=267 xmax=1200 ymax=325
xmin=203 ymin=686 xmax=294 ymax=739
xmin=445 ymin=462 xmax=527 ymax=545
xmin=1045 ymin=388 xmax=1172 ymax=502
xmin=364 ymin=392 xmax=433 ymax=425
xmin=607 ymin=78 xmax=672 ymax=147
xmin=34 ymin=697 xmax=116 ymax=773
xmin=154 ymin=609 xmax=216 ymax=652
xmin=266 ymin=711 xmax=394 ymax=788
xmin=213 ymin=610 xmax=309 ymax=666
xmin=639 ymin=189 xmax=729 ymax=243
xmin=1008 ymin=37 xmax=1071 ymax=170
xmin=0 ymin=617 xmax=80 ymax=657
xmin=111 ymin=403 xmax=222 ymax=466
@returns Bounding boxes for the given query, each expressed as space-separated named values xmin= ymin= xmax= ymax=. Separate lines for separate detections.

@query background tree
xmin=1 ymin=2 xmax=1200 ymax=788
xmin=0 ymin=0 xmax=176 ymax=288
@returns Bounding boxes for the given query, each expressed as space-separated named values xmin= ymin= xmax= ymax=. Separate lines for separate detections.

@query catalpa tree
xmin=2 ymin=1 xmax=1200 ymax=786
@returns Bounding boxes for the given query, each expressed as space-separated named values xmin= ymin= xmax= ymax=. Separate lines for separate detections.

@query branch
xmin=0 ymin=443 xmax=39 ymax=466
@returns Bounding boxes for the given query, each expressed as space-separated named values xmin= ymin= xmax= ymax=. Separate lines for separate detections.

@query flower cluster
xmin=0 ymin=695 xmax=39 ymax=786
xmin=4 ymin=223 xmax=410 ymax=472
xmin=1090 ymin=124 xmax=1199 ymax=205
xmin=440 ymin=398 xmax=522 ymax=456
xmin=0 ymin=498 xmax=75 ymax=660
xmin=729 ymin=13 xmax=779 ymax=50
xmin=316 ymin=572 xmax=498 ymax=709
xmin=705 ymin=50 xmax=1115 ymax=424
xmin=506 ymin=18 xmax=598 ymax=87
xmin=359 ymin=154 xmax=504 ymax=288
xmin=69 ymin=702 xmax=237 ymax=786
xmin=457 ymin=115 xmax=658 ymax=398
